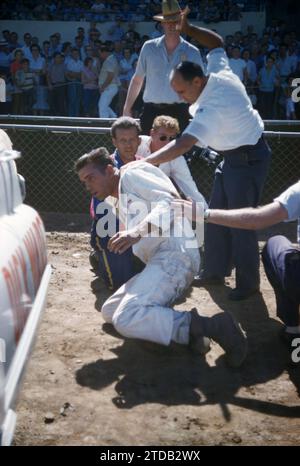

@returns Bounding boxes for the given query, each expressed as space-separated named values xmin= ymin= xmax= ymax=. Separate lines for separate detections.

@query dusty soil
xmin=13 ymin=215 xmax=300 ymax=446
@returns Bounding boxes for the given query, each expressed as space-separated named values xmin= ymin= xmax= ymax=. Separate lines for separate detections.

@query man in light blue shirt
xmin=123 ymin=0 xmax=204 ymax=133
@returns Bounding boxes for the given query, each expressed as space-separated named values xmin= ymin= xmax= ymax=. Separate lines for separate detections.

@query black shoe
xmin=192 ymin=275 xmax=225 ymax=287
xmin=228 ymin=287 xmax=259 ymax=301
xmin=89 ymin=250 xmax=99 ymax=273
xmin=189 ymin=308 xmax=211 ymax=355
xmin=205 ymin=312 xmax=248 ymax=368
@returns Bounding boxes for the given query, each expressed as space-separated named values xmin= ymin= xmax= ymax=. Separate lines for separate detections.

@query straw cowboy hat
xmin=153 ymin=0 xmax=182 ymax=22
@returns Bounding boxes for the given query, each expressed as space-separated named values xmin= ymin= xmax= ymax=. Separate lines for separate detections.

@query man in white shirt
xmin=76 ymin=147 xmax=247 ymax=368
xmin=173 ymin=181 xmax=300 ymax=359
xmin=146 ymin=9 xmax=272 ymax=301
xmin=98 ymin=45 xmax=120 ymax=118
xmin=228 ymin=46 xmax=247 ymax=83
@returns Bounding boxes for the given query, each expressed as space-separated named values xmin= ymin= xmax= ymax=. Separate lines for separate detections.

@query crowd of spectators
xmin=0 ymin=16 xmax=299 ymax=119
xmin=0 ymin=0 xmax=265 ymax=22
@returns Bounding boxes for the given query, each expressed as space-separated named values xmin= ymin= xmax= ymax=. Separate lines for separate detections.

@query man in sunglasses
xmin=136 ymin=115 xmax=207 ymax=207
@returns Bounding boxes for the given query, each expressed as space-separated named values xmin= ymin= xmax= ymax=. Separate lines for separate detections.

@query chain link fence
xmin=1 ymin=123 xmax=300 ymax=214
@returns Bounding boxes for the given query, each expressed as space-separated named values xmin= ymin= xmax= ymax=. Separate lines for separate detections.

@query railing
xmin=1 ymin=123 xmax=300 ymax=214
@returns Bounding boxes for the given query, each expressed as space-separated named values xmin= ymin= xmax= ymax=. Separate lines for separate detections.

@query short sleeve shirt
xmin=274 ymin=181 xmax=300 ymax=221
xmin=183 ymin=48 xmax=264 ymax=151
xmin=135 ymin=36 xmax=204 ymax=104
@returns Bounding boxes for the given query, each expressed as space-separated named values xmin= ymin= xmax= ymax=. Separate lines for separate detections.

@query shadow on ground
xmin=76 ymin=279 xmax=300 ymax=421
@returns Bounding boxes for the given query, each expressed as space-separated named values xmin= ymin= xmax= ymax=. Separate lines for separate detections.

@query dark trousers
xmin=204 ymin=135 xmax=271 ymax=290
xmin=258 ymin=90 xmax=275 ymax=119
xmin=262 ymin=235 xmax=300 ymax=326
xmin=50 ymin=84 xmax=66 ymax=116
xmin=140 ymin=102 xmax=191 ymax=135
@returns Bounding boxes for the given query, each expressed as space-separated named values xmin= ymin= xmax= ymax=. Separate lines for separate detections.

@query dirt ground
xmin=13 ymin=214 xmax=300 ymax=446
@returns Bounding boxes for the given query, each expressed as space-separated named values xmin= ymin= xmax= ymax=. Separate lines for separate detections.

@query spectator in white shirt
xmin=228 ymin=46 xmax=247 ymax=83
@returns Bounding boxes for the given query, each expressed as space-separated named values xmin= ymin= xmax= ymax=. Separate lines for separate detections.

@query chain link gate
xmin=1 ymin=124 xmax=300 ymax=214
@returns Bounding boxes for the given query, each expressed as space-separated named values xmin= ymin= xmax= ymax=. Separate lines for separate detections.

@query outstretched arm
xmin=146 ymin=133 xmax=198 ymax=165
xmin=179 ymin=7 xmax=224 ymax=50
xmin=171 ymin=199 xmax=288 ymax=230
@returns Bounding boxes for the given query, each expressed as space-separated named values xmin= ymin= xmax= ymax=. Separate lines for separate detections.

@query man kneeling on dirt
xmin=75 ymin=146 xmax=247 ymax=368
xmin=90 ymin=116 xmax=207 ymax=290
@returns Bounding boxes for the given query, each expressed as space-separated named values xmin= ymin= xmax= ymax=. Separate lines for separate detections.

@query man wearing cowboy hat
xmin=123 ymin=0 xmax=204 ymax=134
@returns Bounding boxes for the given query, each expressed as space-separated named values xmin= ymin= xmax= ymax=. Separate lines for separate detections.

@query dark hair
xmin=111 ymin=116 xmax=141 ymax=139
xmin=74 ymin=147 xmax=113 ymax=173
xmin=100 ymin=45 xmax=111 ymax=53
xmin=174 ymin=61 xmax=204 ymax=81
xmin=84 ymin=56 xmax=93 ymax=66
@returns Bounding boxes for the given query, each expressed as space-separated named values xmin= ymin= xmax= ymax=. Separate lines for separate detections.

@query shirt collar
xmin=113 ymin=149 xmax=125 ymax=168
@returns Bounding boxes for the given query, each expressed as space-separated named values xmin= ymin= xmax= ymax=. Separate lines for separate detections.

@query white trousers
xmin=101 ymin=242 xmax=200 ymax=346
xmin=98 ymin=84 xmax=119 ymax=118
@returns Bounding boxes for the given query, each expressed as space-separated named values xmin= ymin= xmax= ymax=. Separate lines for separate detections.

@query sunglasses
xmin=159 ymin=135 xmax=176 ymax=142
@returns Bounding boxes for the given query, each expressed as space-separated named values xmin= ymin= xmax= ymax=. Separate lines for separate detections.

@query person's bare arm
xmin=99 ymin=71 xmax=114 ymax=92
xmin=171 ymin=199 xmax=288 ymax=230
xmin=146 ymin=133 xmax=198 ymax=165
xmin=180 ymin=7 xmax=224 ymax=50
xmin=208 ymin=202 xmax=288 ymax=229
xmin=123 ymin=73 xmax=144 ymax=116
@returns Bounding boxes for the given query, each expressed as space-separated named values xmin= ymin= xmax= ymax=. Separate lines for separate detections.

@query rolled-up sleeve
xmin=274 ymin=181 xmax=300 ymax=221
xmin=206 ymin=47 xmax=231 ymax=74
xmin=183 ymin=105 xmax=222 ymax=148
xmin=135 ymin=43 xmax=147 ymax=78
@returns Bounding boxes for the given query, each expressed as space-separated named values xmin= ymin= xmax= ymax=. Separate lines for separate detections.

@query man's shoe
xmin=228 ymin=287 xmax=259 ymax=301
xmin=89 ymin=250 xmax=99 ymax=273
xmin=192 ymin=275 xmax=225 ymax=287
xmin=203 ymin=312 xmax=248 ymax=368
xmin=189 ymin=308 xmax=211 ymax=355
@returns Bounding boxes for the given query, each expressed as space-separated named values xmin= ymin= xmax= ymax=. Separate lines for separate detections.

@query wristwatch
xmin=204 ymin=208 xmax=210 ymax=222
